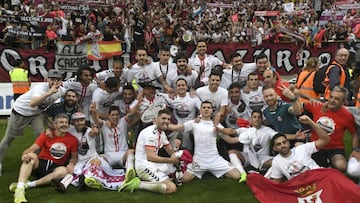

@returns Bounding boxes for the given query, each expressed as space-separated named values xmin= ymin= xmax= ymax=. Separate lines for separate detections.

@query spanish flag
xmin=87 ymin=41 xmax=122 ymax=60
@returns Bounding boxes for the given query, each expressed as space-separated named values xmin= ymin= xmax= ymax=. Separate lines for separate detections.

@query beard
xmin=65 ymin=99 xmax=76 ymax=108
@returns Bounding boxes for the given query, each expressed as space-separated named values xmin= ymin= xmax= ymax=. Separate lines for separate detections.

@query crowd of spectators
xmin=0 ymin=0 xmax=359 ymax=54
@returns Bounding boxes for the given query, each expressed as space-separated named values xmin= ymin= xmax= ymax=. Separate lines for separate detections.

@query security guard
xmin=9 ymin=59 xmax=30 ymax=100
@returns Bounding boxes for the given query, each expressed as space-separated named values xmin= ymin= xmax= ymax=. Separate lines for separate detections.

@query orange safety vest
xmin=296 ymin=70 xmax=319 ymax=103
xmin=323 ymin=61 xmax=346 ymax=100
xmin=9 ymin=68 xmax=30 ymax=94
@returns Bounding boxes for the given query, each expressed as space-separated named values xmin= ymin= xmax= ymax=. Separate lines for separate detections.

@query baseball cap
xmin=71 ymin=112 xmax=86 ymax=120
xmin=138 ymin=81 xmax=160 ymax=89
xmin=48 ymin=69 xmax=63 ymax=79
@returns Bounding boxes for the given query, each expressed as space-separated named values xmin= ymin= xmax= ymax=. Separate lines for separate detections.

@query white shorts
xmin=186 ymin=155 xmax=234 ymax=179
xmin=244 ymin=153 xmax=273 ymax=168
xmin=136 ymin=162 xmax=176 ymax=182
xmin=103 ymin=151 xmax=126 ymax=167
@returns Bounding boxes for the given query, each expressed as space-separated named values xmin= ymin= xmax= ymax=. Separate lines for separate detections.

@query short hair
xmin=123 ymin=85 xmax=135 ymax=92
xmin=14 ymin=59 xmax=22 ymax=67
xmin=262 ymin=85 xmax=275 ymax=92
xmin=160 ymin=45 xmax=170 ymax=52
xmin=229 ymin=52 xmax=241 ymax=61
xmin=210 ymin=67 xmax=223 ymax=77
xmin=196 ymin=40 xmax=207 ymax=46
xmin=176 ymin=78 xmax=188 ymax=85
xmin=201 ymin=100 xmax=213 ymax=107
xmin=270 ymin=134 xmax=287 ymax=148
xmin=304 ymin=57 xmax=319 ymax=71
xmin=247 ymin=71 xmax=258 ymax=80
xmin=136 ymin=47 xmax=147 ymax=53
xmin=228 ymin=82 xmax=241 ymax=91
xmin=54 ymin=113 xmax=69 ymax=122
xmin=251 ymin=110 xmax=263 ymax=118
xmin=65 ymin=89 xmax=79 ymax=98
xmin=113 ymin=59 xmax=123 ymax=66
xmin=332 ymin=86 xmax=349 ymax=101
xmin=157 ymin=108 xmax=172 ymax=117
xmin=108 ymin=106 xmax=120 ymax=114
xmin=175 ymin=52 xmax=188 ymax=63
xmin=255 ymin=53 xmax=268 ymax=63
xmin=105 ymin=77 xmax=120 ymax=89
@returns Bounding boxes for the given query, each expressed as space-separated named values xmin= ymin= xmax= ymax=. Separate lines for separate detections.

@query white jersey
xmin=271 ymin=142 xmax=320 ymax=180
xmin=196 ymin=86 xmax=228 ymax=113
xmin=126 ymin=62 xmax=162 ymax=91
xmin=135 ymin=125 xmax=170 ymax=168
xmin=219 ymin=63 xmax=257 ymax=89
xmin=95 ymin=69 xmax=128 ymax=87
xmin=113 ymin=98 xmax=130 ymax=117
xmin=68 ymin=126 xmax=98 ymax=162
xmin=129 ymin=93 xmax=167 ymax=114
xmin=63 ymin=78 xmax=98 ymax=120
xmin=188 ymin=54 xmax=223 ymax=85
xmin=225 ymin=100 xmax=247 ymax=128
xmin=163 ymin=93 xmax=201 ymax=123
xmin=100 ymin=117 xmax=129 ymax=154
xmin=92 ymin=87 xmax=122 ymax=115
xmin=241 ymin=87 xmax=266 ymax=120
xmin=184 ymin=119 xmax=223 ymax=160
xmin=14 ymin=83 xmax=65 ymax=116
xmin=151 ymin=61 xmax=176 ymax=93
xmin=166 ymin=69 xmax=198 ymax=90
xmin=236 ymin=126 xmax=277 ymax=157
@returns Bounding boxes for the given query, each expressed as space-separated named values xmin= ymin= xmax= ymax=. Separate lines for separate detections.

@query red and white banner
xmin=254 ymin=11 xmax=280 ymax=17
xmin=247 ymin=168 xmax=360 ymax=203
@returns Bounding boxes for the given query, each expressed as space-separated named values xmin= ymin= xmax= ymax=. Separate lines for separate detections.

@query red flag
xmin=247 ymin=168 xmax=360 ymax=203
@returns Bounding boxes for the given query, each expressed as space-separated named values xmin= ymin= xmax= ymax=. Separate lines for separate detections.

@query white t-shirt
xmin=225 ymin=99 xmax=247 ymax=128
xmin=241 ymin=87 xmax=266 ymax=120
xmin=151 ymin=61 xmax=177 ymax=92
xmin=163 ymin=93 xmax=201 ymax=123
xmin=188 ymin=54 xmax=223 ymax=85
xmin=63 ymin=78 xmax=98 ymax=119
xmin=135 ymin=125 xmax=170 ymax=168
xmin=68 ymin=126 xmax=98 ymax=162
xmin=196 ymin=86 xmax=228 ymax=113
xmin=219 ymin=63 xmax=257 ymax=89
xmin=126 ymin=62 xmax=162 ymax=91
xmin=236 ymin=126 xmax=277 ymax=156
xmin=271 ymin=142 xmax=320 ymax=180
xmin=166 ymin=69 xmax=198 ymax=90
xmin=95 ymin=69 xmax=127 ymax=87
xmin=100 ymin=117 xmax=129 ymax=154
xmin=184 ymin=119 xmax=223 ymax=160
xmin=92 ymin=87 xmax=122 ymax=115
xmin=14 ymin=83 xmax=65 ymax=116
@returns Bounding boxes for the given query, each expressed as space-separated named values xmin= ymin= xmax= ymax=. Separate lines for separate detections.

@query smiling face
xmin=327 ymin=90 xmax=345 ymax=111
xmin=272 ymin=135 xmax=291 ymax=157
xmin=54 ymin=117 xmax=69 ymax=134
xmin=196 ymin=42 xmax=207 ymax=56
xmin=231 ymin=56 xmax=243 ymax=71
xmin=262 ymin=88 xmax=278 ymax=108
xmin=208 ymin=74 xmax=221 ymax=92
xmin=136 ymin=49 xmax=148 ymax=66
xmin=200 ymin=102 xmax=213 ymax=119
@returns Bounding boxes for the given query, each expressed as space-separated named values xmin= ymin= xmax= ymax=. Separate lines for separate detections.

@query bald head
xmin=335 ymin=48 xmax=349 ymax=65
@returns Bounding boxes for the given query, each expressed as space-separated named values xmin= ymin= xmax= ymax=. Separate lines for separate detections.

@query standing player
xmin=95 ymin=59 xmax=127 ymax=88
xmin=220 ymin=52 xmax=257 ymax=89
xmin=241 ymin=72 xmax=265 ymax=120
xmin=63 ymin=64 xmax=98 ymax=125
xmin=0 ymin=69 xmax=65 ymax=175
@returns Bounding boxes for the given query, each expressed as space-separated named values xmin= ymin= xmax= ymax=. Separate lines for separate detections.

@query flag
xmin=247 ymin=168 xmax=360 ymax=203
xmin=87 ymin=41 xmax=122 ymax=61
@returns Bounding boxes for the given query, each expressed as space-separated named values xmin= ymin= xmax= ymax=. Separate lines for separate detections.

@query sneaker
xmin=239 ymin=173 xmax=247 ymax=183
xmin=118 ymin=177 xmax=140 ymax=193
xmin=174 ymin=170 xmax=183 ymax=186
xmin=14 ymin=187 xmax=27 ymax=203
xmin=84 ymin=177 xmax=104 ymax=190
xmin=9 ymin=181 xmax=29 ymax=193
xmin=78 ymin=175 xmax=86 ymax=191
xmin=124 ymin=168 xmax=136 ymax=183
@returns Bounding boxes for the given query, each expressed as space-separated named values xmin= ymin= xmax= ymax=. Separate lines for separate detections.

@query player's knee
xmin=334 ymin=161 xmax=347 ymax=172
xmin=53 ymin=166 xmax=69 ymax=178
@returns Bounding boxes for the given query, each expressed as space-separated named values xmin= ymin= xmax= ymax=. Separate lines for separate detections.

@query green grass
xmin=0 ymin=119 xmax=258 ymax=203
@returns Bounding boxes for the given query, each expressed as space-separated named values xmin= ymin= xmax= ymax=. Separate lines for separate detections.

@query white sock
xmin=17 ymin=182 xmax=25 ymax=189
xmin=139 ymin=182 xmax=167 ymax=194
xmin=229 ymin=153 xmax=246 ymax=174
xmin=126 ymin=152 xmax=135 ymax=169
xmin=27 ymin=181 xmax=36 ymax=188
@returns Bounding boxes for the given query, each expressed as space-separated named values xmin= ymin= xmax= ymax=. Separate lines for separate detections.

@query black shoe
xmin=78 ymin=175 xmax=86 ymax=191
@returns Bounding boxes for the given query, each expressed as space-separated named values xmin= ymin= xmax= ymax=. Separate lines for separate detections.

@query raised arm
xmin=298 ymin=115 xmax=329 ymax=149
